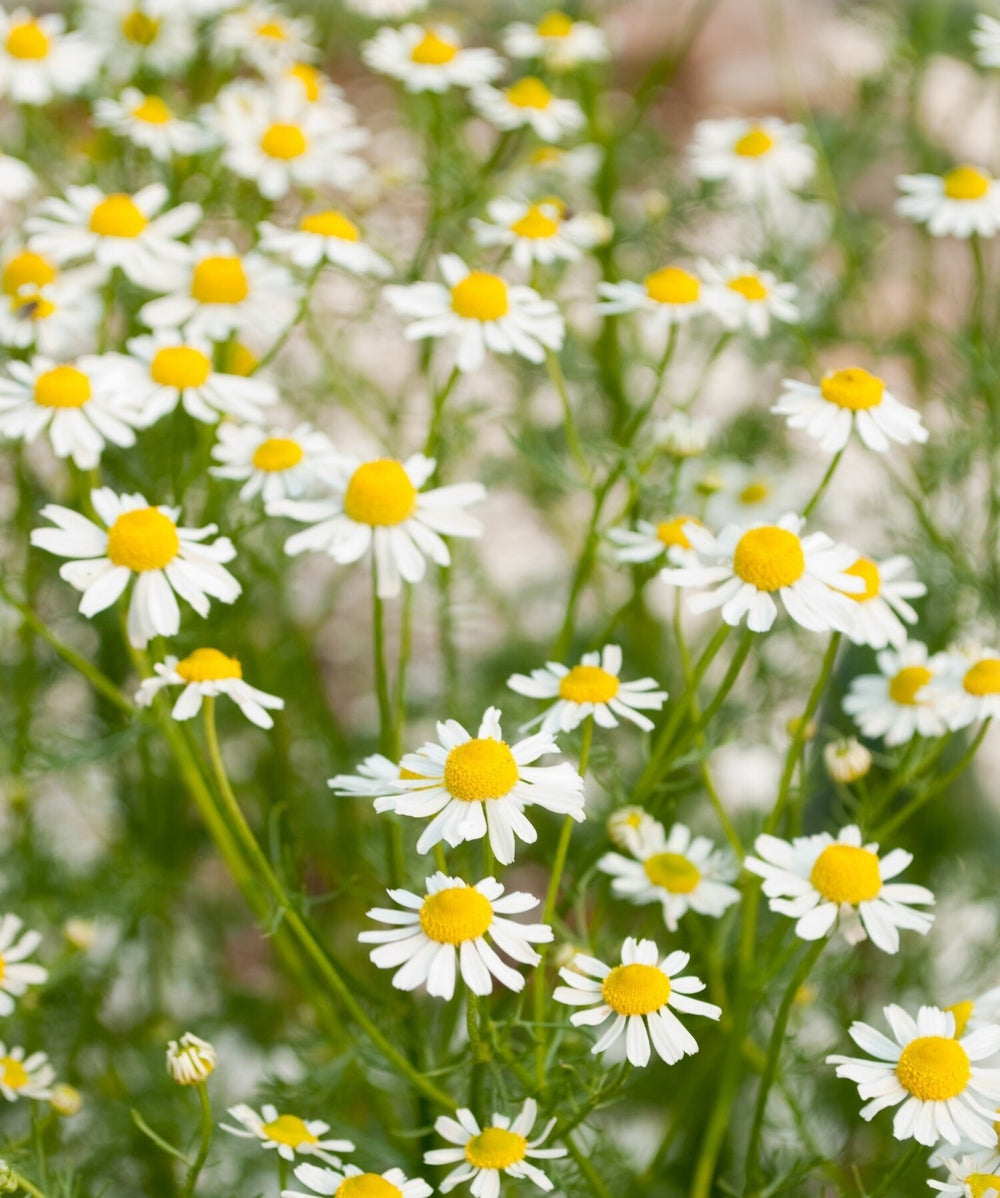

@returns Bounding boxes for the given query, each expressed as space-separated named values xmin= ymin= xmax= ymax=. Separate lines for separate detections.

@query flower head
xmin=503 ymin=12 xmax=609 ymax=70
xmin=607 ymin=515 xmax=703 ymax=566
xmin=936 ymin=646 xmax=1000 ymax=730
xmin=0 ymin=915 xmax=47 ymax=1015
xmin=94 ymin=87 xmax=215 ymax=160
xmin=0 ymin=1044 xmax=54 ymax=1102
xmin=258 ymin=211 xmax=391 ymax=275
xmin=284 ymin=1161 xmax=433 ymax=1198
xmin=136 ymin=649 xmax=284 ymax=729
xmin=689 ymin=116 xmax=816 ymax=199
xmin=363 ymin=23 xmax=502 ymax=92
xmin=897 ymin=166 xmax=1000 ymax=238
xmin=699 ymin=256 xmax=800 ymax=337
xmin=823 ymin=737 xmax=872 ymax=784
xmin=211 ymin=421 xmax=338 ymax=503
xmin=0 ymin=9 xmax=99 ymax=104
xmin=471 ymin=77 xmax=584 ymax=142
xmin=222 ymin=1103 xmax=354 ymax=1166
xmin=166 ymin=1032 xmax=216 ymax=1085
xmin=597 ymin=263 xmax=723 ymax=330
xmin=471 ymin=196 xmax=606 ymax=270
xmin=843 ymin=641 xmax=951 ymax=744
xmin=836 ymin=553 xmax=925 ymax=650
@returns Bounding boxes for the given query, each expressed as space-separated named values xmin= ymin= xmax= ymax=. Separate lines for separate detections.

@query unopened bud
xmin=787 ymin=716 xmax=818 ymax=741
xmin=166 ymin=1033 xmax=216 ymax=1086
xmin=653 ymin=412 xmax=713 ymax=459
xmin=63 ymin=919 xmax=96 ymax=951
xmin=0 ymin=1160 xmax=16 ymax=1193
xmin=607 ymin=805 xmax=654 ymax=850
xmin=50 ymin=1083 xmax=82 ymax=1117
xmin=824 ymin=738 xmax=872 ymax=784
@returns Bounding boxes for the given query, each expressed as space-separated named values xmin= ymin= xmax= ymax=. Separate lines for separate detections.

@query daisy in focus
xmin=597 ymin=821 xmax=740 ymax=931
xmin=424 ymin=1098 xmax=566 ymax=1197
xmin=607 ymin=515 xmax=703 ymax=566
xmin=0 ymin=1044 xmax=55 ymax=1102
xmin=843 ymin=641 xmax=951 ymax=745
xmin=472 ymin=77 xmax=585 ymax=142
xmin=285 ymin=1162 xmax=432 ymax=1198
xmin=221 ymin=1103 xmax=354 ymax=1166
xmin=373 ymin=707 xmax=585 ymax=864
xmin=896 ymin=166 xmax=1000 ymax=238
xmin=507 ymin=643 xmax=667 ymax=734
xmin=661 ymin=513 xmax=863 ymax=634
xmin=471 ymin=196 xmax=606 ymax=270
xmin=503 ymin=11 xmax=609 ymax=70
xmin=257 ymin=211 xmax=391 ymax=275
xmin=211 ymin=422 xmax=337 ymax=503
xmin=94 ymin=88 xmax=214 ymax=160
xmin=359 ymin=872 xmax=552 ymax=1000
xmin=597 ymin=264 xmax=721 ymax=331
xmin=362 ymin=24 xmax=503 ymax=92
xmin=135 ymin=649 xmax=284 ymax=729
xmin=773 ymin=367 xmax=927 ymax=453
xmin=936 ymin=645 xmax=1000 ymax=730
xmin=689 ymin=116 xmax=816 ymax=199
xmin=0 ymin=915 xmax=47 ymax=1015
xmin=745 ymin=825 xmax=934 ymax=953
xmin=0 ymin=9 xmax=100 ymax=104
xmin=269 ymin=452 xmax=485 ymax=599
xmin=31 ymin=488 xmax=241 ymax=649
xmin=700 ymin=257 xmax=800 ymax=337
xmin=384 ymin=254 xmax=564 ymax=372
xmin=554 ymin=937 xmax=721 ymax=1067
xmin=837 ymin=553 xmax=925 ymax=650
xmin=828 ymin=1004 xmax=1000 ymax=1147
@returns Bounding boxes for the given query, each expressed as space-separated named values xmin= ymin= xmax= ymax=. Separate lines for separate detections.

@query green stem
xmin=800 ymin=447 xmax=845 ymax=520
xmin=867 ymin=1141 xmax=923 ymax=1198
xmin=181 ymin=1082 xmax=213 ymax=1198
xmin=371 ymin=561 xmax=395 ymax=757
xmin=424 ymin=365 xmax=460 ymax=461
xmin=252 ymin=260 xmax=323 ymax=374
xmin=547 ymin=350 xmax=589 ymax=480
xmin=565 ymin=1134 xmax=614 ymax=1198
xmin=12 ymin=1173 xmax=47 ymax=1198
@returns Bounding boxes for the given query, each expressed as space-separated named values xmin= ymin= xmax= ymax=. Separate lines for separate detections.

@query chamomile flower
xmin=773 ymin=368 xmax=927 ymax=453
xmin=0 ymin=150 xmax=35 ymax=203
xmin=507 ymin=644 xmax=667 ymax=734
xmin=689 ymin=116 xmax=816 ymax=199
xmin=745 ymin=825 xmax=934 ymax=953
xmin=94 ymin=89 xmax=215 ymax=160
xmin=0 ymin=916 xmax=47 ymax=1016
xmin=257 ymin=211 xmax=391 ymax=275
xmin=221 ymin=1103 xmax=354 ymax=1166
xmin=503 ymin=11 xmax=609 ymax=70
xmin=699 ymin=257 xmax=799 ymax=336
xmin=166 ymin=1032 xmax=216 ymax=1085
xmin=285 ymin=1162 xmax=432 ymax=1198
xmin=215 ymin=3 xmax=316 ymax=72
xmin=425 ymin=1098 xmax=566 ymax=1197
xmin=471 ymin=196 xmax=604 ymax=270
xmin=653 ymin=411 xmax=714 ymax=459
xmin=607 ymin=805 xmax=660 ymax=851
xmin=517 ymin=143 xmax=602 ymax=189
xmin=373 ymin=707 xmax=585 ymax=865
xmin=930 ymin=1155 xmax=1000 ymax=1198
xmin=0 ymin=274 xmax=100 ymax=358
xmin=362 ymin=24 xmax=503 ymax=93
xmin=597 ymin=264 xmax=722 ymax=330
xmin=0 ymin=1045 xmax=54 ymax=1102
xmin=944 ymin=986 xmax=1000 ymax=1041
xmin=139 ymin=239 xmax=297 ymax=342
xmin=211 ymin=422 xmax=337 ymax=503
xmin=831 ymin=553 xmax=924 ymax=650
xmin=936 ymin=646 xmax=1000 ymax=730
xmin=661 ymin=513 xmax=863 ymax=634
xmin=360 ymin=873 xmax=552 ymax=1000
xmin=385 ymin=254 xmax=564 ymax=372
xmin=328 ymin=753 xmax=411 ymax=799
xmin=269 ymin=452 xmax=485 ymax=599
xmin=135 ymin=649 xmax=284 ymax=729
xmin=896 ymin=166 xmax=1000 ymax=239
xmin=0 ymin=10 xmax=100 ymax=105
xmin=607 ymin=515 xmax=703 ymax=566
xmin=823 ymin=737 xmax=872 ymax=784
xmin=26 ymin=183 xmax=200 ymax=288
xmin=81 ymin=0 xmax=195 ymax=78
xmin=0 ymin=354 xmax=145 ymax=469
xmin=597 ymin=821 xmax=740 ymax=931
xmin=703 ymin=461 xmax=799 ymax=527
xmin=973 ymin=14 xmax=1000 ymax=68
xmin=31 ymin=488 xmax=241 ymax=649
xmin=472 ymin=77 xmax=585 ymax=143
xmin=554 ymin=937 xmax=721 ymax=1067
xmin=827 ymin=1005 xmax=1000 ymax=1147
xmin=843 ymin=641 xmax=951 ymax=745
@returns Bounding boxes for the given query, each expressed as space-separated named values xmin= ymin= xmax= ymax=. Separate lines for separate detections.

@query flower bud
xmin=0 ymin=1161 xmax=16 ymax=1193
xmin=50 ymin=1083 xmax=82 ymax=1117
xmin=695 ymin=468 xmax=724 ymax=497
xmin=823 ymin=738 xmax=872 ymax=784
xmin=166 ymin=1033 xmax=216 ymax=1086
xmin=653 ymin=412 xmax=714 ymax=459
xmin=786 ymin=716 xmax=817 ymax=741
xmin=63 ymin=919 xmax=96 ymax=951
xmin=607 ymin=805 xmax=654 ymax=849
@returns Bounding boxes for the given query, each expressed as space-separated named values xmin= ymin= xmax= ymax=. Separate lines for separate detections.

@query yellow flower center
xmin=336 ymin=1176 xmax=403 ymax=1198
xmin=558 ymin=664 xmax=620 ymax=704
xmin=602 ymin=963 xmax=671 ymax=1015
xmin=895 ymin=1035 xmax=971 ymax=1101
xmin=150 ymin=346 xmax=212 ymax=389
xmin=0 ymin=1057 xmax=29 ymax=1089
xmin=509 ymin=205 xmax=560 ymax=239
xmin=809 ymin=844 xmax=881 ymax=905
xmin=464 ymin=1127 xmax=528 ymax=1171
xmin=190 ymin=256 xmax=249 ymax=305
xmin=888 ymin=665 xmax=932 ymax=706
xmin=733 ymin=127 xmax=774 ymax=157
xmin=121 ymin=10 xmax=162 ymax=45
xmin=410 ymin=29 xmax=459 ymax=65
xmin=300 ymin=210 xmax=360 ymax=240
xmin=732 ymin=525 xmax=805 ymax=591
xmin=968 ymin=1176 xmax=1000 ymax=1198
xmin=89 ymin=194 xmax=148 ymax=239
xmin=450 ymin=272 xmax=509 ymax=321
xmin=819 ymin=368 xmax=884 ymax=411
xmin=224 ymin=342 xmax=257 ymax=376
xmin=256 ymin=20 xmax=287 ymax=40
xmin=260 ymin=1113 xmax=318 ymax=1148
xmin=0 ymin=955 xmax=5 ymax=982
xmin=840 ymin=557 xmax=881 ymax=602
xmin=132 ymin=95 xmax=172 ymax=124
xmin=727 ymin=274 xmax=768 ymax=301
xmin=33 ymin=365 xmax=91 ymax=409
xmin=106 ymin=507 xmax=180 ymax=572
xmin=656 ymin=515 xmax=699 ymax=549
xmin=946 ymin=1000 xmax=974 ymax=1038
xmin=537 ymin=11 xmax=574 ymax=37
xmin=643 ymin=852 xmax=701 ymax=894
xmin=252 ymin=437 xmax=304 ymax=472
xmin=963 ymin=658 xmax=1000 ymax=695
xmin=343 ymin=459 xmax=417 ymax=526
xmin=644 ymin=267 xmax=700 ymax=306
xmin=943 ymin=164 xmax=992 ymax=201
xmin=419 ymin=886 xmax=493 ymax=944
xmin=739 ymin=481 xmax=771 ymax=506
xmin=5 ymin=20 xmax=49 ymax=60
xmin=14 ymin=293 xmax=55 ymax=322
xmin=443 ymin=738 xmax=519 ymax=802
xmin=260 ymin=122 xmax=308 ymax=160
xmin=2 ymin=250 xmax=56 ymax=296
xmin=288 ymin=62 xmax=321 ymax=101
xmin=506 ymin=77 xmax=553 ymax=110
xmin=175 ymin=648 xmax=242 ymax=683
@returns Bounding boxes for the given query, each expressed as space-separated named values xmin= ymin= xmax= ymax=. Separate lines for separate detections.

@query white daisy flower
xmin=285 ymin=1161 xmax=432 ymax=1198
xmin=843 ymin=641 xmax=951 ymax=745
xmin=838 ymin=553 xmax=925 ymax=650
xmin=257 ymin=211 xmax=391 ymax=275
xmin=597 ymin=821 xmax=740 ymax=931
xmin=702 ymin=461 xmax=801 ymax=527
xmin=503 ymin=12 xmax=609 ymax=70
xmin=773 ymin=368 xmax=927 ymax=454
xmin=507 ymin=643 xmax=667 ymax=734
xmin=0 ymin=354 xmax=146 ymax=469
xmin=0 ymin=915 xmax=47 ymax=1016
xmin=26 ymin=183 xmax=201 ymax=288
xmin=0 ymin=149 xmax=35 ymax=203
xmin=935 ymin=646 xmax=1000 ymax=730
xmin=0 ymin=273 xmax=100 ymax=358
xmin=214 ymin=3 xmax=316 ymax=72
xmin=660 ymin=512 xmax=863 ymax=634
xmin=362 ymin=24 xmax=503 ymax=93
xmin=94 ymin=89 xmax=215 ymax=160
xmin=269 ymin=452 xmax=485 ymax=599
xmin=827 ymin=1004 xmax=1000 ymax=1147
xmin=896 ymin=166 xmax=1000 ymax=239
xmin=607 ymin=515 xmax=704 ymax=566
xmin=471 ymin=77 xmax=585 ymax=143
xmin=554 ymin=937 xmax=721 ymax=1068
xmin=0 ymin=1044 xmax=55 ymax=1102
xmin=517 ymin=142 xmax=602 ymax=188
xmin=135 ymin=649 xmax=284 ymax=730
xmin=689 ymin=116 xmax=816 ymax=199
xmin=471 ymin=196 xmax=605 ymax=270
xmin=211 ymin=422 xmax=337 ymax=503
xmin=745 ymin=825 xmax=934 ymax=953
xmin=698 ymin=257 xmax=799 ymax=337
xmin=930 ymin=1154 xmax=1000 ymax=1198
xmin=1 ymin=245 xmax=65 ymax=306
xmin=31 ymin=488 xmax=241 ymax=649
xmin=81 ymin=0 xmax=196 ymax=78
xmin=0 ymin=10 xmax=100 ymax=104
xmin=823 ymin=737 xmax=872 ymax=784
xmin=384 ymin=254 xmax=564 ymax=373
xmin=279 ymin=61 xmax=347 ymax=109
xmin=597 ymin=264 xmax=724 ymax=330
xmin=606 ymin=805 xmax=660 ymax=851
xmin=373 ymin=706 xmax=585 ymax=865
xmin=973 ymin=14 xmax=1000 ymax=68
xmin=943 ymin=986 xmax=1000 ymax=1043
xmin=100 ymin=329 xmax=277 ymax=426
xmin=424 ymin=1098 xmax=566 ymax=1197
xmin=221 ymin=1103 xmax=354 ymax=1166
xmin=360 ymin=872 xmax=552 ymax=1000
xmin=139 ymin=239 xmax=297 ymax=342
xmin=328 ymin=752 xmax=413 ymax=799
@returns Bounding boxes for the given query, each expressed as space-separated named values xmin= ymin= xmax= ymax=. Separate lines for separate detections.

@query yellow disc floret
xmin=106 ymin=507 xmax=180 ymax=572
xmin=0 ymin=1057 xmax=29 ymax=1089
xmin=732 ymin=526 xmax=805 ymax=591
xmin=175 ymin=648 xmax=242 ymax=683
xmin=888 ymin=666 xmax=932 ymax=706
xmin=727 ymin=274 xmax=768 ymax=301
xmin=33 ymin=365 xmax=91 ymax=409
xmin=943 ymin=165 xmax=992 ymax=201
xmin=260 ymin=123 xmax=308 ymax=160
xmin=261 ymin=1113 xmax=318 ymax=1149
xmin=443 ymin=739 xmax=519 ymax=802
xmin=733 ymin=127 xmax=774 ymax=157
xmin=190 ymin=256 xmax=249 ymax=305
xmin=841 ymin=557 xmax=881 ymax=602
xmin=645 ymin=267 xmax=700 ymax=306
xmin=343 ymin=459 xmax=418 ymax=526
xmin=601 ymin=963 xmax=671 ymax=1016
xmin=256 ymin=20 xmax=288 ymax=40
xmin=150 ymin=346 xmax=212 ymax=389
xmin=2 ymin=250 xmax=56 ymax=296
xmin=132 ymin=95 xmax=172 ymax=124
xmin=419 ymin=886 xmax=493 ymax=944
xmin=288 ymin=62 xmax=321 ymax=102
xmin=538 ymin=12 xmax=574 ymax=37
xmin=506 ymin=77 xmax=553 ymax=110
xmin=809 ymin=844 xmax=881 ymax=905
xmin=300 ymin=210 xmax=360 ymax=241
xmin=121 ymin=10 xmax=162 ymax=45
xmin=819 ymin=368 xmax=885 ymax=412
xmin=644 ymin=852 xmax=701 ymax=894
xmin=450 ymin=272 xmax=509 ymax=321
xmin=464 ymin=1127 xmax=529 ymax=1171
xmin=946 ymin=1000 xmax=974 ymax=1039
xmin=558 ymin=664 xmax=620 ymax=704
xmin=739 ymin=481 xmax=771 ymax=506
xmin=410 ymin=30 xmax=459 ymax=65
xmin=336 ymin=1175 xmax=403 ymax=1198
xmin=252 ymin=437 xmax=304 ymax=473
xmin=895 ymin=1035 xmax=971 ymax=1101
xmin=89 ymin=194 xmax=148 ymax=238
xmin=5 ymin=20 xmax=50 ymax=60
xmin=966 ymin=1175 xmax=1000 ymax=1198
xmin=510 ymin=205 xmax=560 ymax=239
xmin=963 ymin=658 xmax=1000 ymax=696
xmin=656 ymin=516 xmax=699 ymax=549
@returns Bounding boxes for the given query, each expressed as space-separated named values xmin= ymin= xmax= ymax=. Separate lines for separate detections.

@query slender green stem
xmin=867 ymin=1141 xmax=923 ymax=1198
xmin=801 ymin=447 xmax=845 ymax=520
xmin=565 ymin=1134 xmax=615 ymax=1198
xmin=547 ymin=350 xmax=589 ymax=480
xmin=181 ymin=1082 xmax=213 ymax=1198
xmin=252 ymin=260 xmax=323 ymax=374
xmin=371 ymin=561 xmax=395 ymax=757
xmin=424 ymin=365 xmax=460 ymax=461
xmin=278 ymin=1154 xmax=289 ymax=1195
xmin=12 ymin=1173 xmax=46 ymax=1198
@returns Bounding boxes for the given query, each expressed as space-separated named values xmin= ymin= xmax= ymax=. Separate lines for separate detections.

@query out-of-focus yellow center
xmin=261 ymin=1113 xmax=317 ymax=1148
xmin=150 ymin=346 xmax=212 ymax=389
xmin=252 ymin=437 xmax=304 ymax=472
xmin=727 ymin=274 xmax=768 ymax=300
xmin=343 ymin=459 xmax=417 ymax=526
xmin=733 ymin=525 xmax=805 ymax=591
xmin=506 ymin=76 xmax=553 ymax=110
xmin=260 ymin=122 xmax=308 ymax=160
xmin=645 ymin=267 xmax=700 ymax=306
xmin=121 ymin=10 xmax=162 ymax=45
xmin=5 ymin=20 xmax=50 ymax=60
xmin=537 ymin=12 xmax=574 ymax=37
xmin=300 ymin=210 xmax=359 ymax=240
xmin=175 ymin=648 xmax=242 ymax=683
xmin=733 ymin=127 xmax=774 ymax=157
xmin=943 ymin=165 xmax=992 ymax=200
xmin=410 ymin=29 xmax=459 ymax=64
xmin=287 ymin=62 xmax=321 ymax=101
xmin=443 ymin=738 xmax=519 ymax=802
xmin=450 ymin=272 xmax=509 ymax=321
xmin=132 ymin=95 xmax=172 ymax=124
xmin=191 ymin=256 xmax=249 ymax=304
xmin=888 ymin=665 xmax=932 ymax=706
xmin=739 ymin=481 xmax=771 ymax=506
xmin=106 ymin=507 xmax=180 ymax=572
xmin=89 ymin=194 xmax=148 ymax=238
xmin=510 ymin=204 xmax=560 ymax=239
xmin=33 ymin=365 xmax=91 ymax=409
xmin=464 ymin=1127 xmax=528 ymax=1170
xmin=946 ymin=1000 xmax=974 ymax=1038
xmin=256 ymin=20 xmax=287 ymax=40
xmin=558 ymin=664 xmax=619 ymax=704
xmin=0 ymin=1057 xmax=29 ymax=1089
xmin=656 ymin=515 xmax=699 ymax=549
xmin=820 ymin=368 xmax=884 ymax=411
xmin=809 ymin=844 xmax=881 ymax=904
xmin=841 ymin=557 xmax=881 ymax=602
xmin=895 ymin=1035 xmax=971 ymax=1101
xmin=602 ymin=963 xmax=671 ymax=1015
xmin=336 ymin=1175 xmax=403 ymax=1198
xmin=3 ymin=251 xmax=56 ymax=296
xmin=963 ymin=658 xmax=1000 ymax=696
xmin=644 ymin=852 xmax=701 ymax=894
xmin=419 ymin=886 xmax=493 ymax=944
